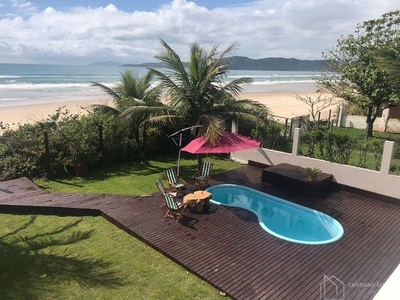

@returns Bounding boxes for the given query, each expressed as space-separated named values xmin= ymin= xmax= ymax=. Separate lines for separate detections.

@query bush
xmin=357 ymin=138 xmax=384 ymax=170
xmin=0 ymin=108 xmax=139 ymax=180
xmin=0 ymin=123 xmax=48 ymax=180
xmin=251 ymin=119 xmax=290 ymax=151
xmin=142 ymin=126 xmax=174 ymax=157
xmin=301 ymin=130 xmax=357 ymax=164
xmin=98 ymin=115 xmax=137 ymax=163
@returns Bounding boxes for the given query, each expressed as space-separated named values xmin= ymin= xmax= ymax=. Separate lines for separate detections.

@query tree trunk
xmin=365 ymin=106 xmax=374 ymax=139
xmin=366 ymin=122 xmax=374 ymax=139
xmin=134 ymin=128 xmax=145 ymax=162
xmin=142 ymin=123 xmax=147 ymax=159
xmin=197 ymin=154 xmax=203 ymax=169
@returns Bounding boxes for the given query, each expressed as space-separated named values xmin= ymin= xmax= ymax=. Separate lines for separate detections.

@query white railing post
xmin=231 ymin=119 xmax=238 ymax=133
xmin=380 ymin=141 xmax=395 ymax=174
xmin=337 ymin=104 xmax=344 ymax=127
xmin=292 ymin=128 xmax=300 ymax=156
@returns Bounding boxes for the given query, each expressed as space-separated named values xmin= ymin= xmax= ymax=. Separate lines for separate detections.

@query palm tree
xmin=149 ymin=40 xmax=268 ymax=150
xmin=91 ymin=70 xmax=176 ymax=159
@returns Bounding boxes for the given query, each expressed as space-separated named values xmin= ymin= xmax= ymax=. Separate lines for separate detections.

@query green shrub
xmin=97 ymin=115 xmax=137 ymax=163
xmin=251 ymin=119 xmax=289 ymax=151
xmin=142 ymin=126 xmax=174 ymax=157
xmin=302 ymin=130 xmax=325 ymax=157
xmin=0 ymin=108 xmax=141 ymax=180
xmin=301 ymin=130 xmax=357 ymax=164
xmin=357 ymin=138 xmax=384 ymax=170
xmin=0 ymin=123 xmax=48 ymax=180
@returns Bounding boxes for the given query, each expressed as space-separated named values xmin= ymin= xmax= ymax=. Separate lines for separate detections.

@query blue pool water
xmin=206 ymin=184 xmax=344 ymax=245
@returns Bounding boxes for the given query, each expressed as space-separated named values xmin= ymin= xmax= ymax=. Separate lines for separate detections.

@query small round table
xmin=183 ymin=190 xmax=212 ymax=213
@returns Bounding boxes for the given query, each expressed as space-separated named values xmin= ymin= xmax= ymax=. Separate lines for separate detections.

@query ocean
xmin=0 ymin=63 xmax=322 ymax=108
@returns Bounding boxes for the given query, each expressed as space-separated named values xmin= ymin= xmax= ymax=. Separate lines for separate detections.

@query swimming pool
xmin=206 ymin=184 xmax=344 ymax=245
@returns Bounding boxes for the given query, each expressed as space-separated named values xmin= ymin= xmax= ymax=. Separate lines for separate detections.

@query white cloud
xmin=10 ymin=0 xmax=36 ymax=14
xmin=0 ymin=0 xmax=399 ymax=64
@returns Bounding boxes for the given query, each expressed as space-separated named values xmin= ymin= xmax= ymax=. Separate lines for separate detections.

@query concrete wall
xmin=341 ymin=115 xmax=379 ymax=130
xmin=386 ymin=118 xmax=400 ymax=133
xmin=339 ymin=106 xmax=400 ymax=133
xmin=231 ymin=128 xmax=400 ymax=200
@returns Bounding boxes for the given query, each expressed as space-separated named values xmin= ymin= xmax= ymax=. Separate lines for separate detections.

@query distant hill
xmin=122 ymin=56 xmax=329 ymax=71
xmin=121 ymin=62 xmax=165 ymax=68
xmin=223 ymin=56 xmax=329 ymax=71
xmin=89 ymin=61 xmax=122 ymax=66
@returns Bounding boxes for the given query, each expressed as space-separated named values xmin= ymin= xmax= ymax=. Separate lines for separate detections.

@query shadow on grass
xmin=66 ymin=155 xmax=199 ymax=182
xmin=37 ymin=154 xmax=240 ymax=192
xmin=0 ymin=216 xmax=124 ymax=299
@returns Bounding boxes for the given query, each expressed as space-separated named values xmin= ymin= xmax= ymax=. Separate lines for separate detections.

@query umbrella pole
xmin=177 ymin=133 xmax=183 ymax=176
xmin=169 ymin=125 xmax=202 ymax=176
xmin=177 ymin=150 xmax=182 ymax=177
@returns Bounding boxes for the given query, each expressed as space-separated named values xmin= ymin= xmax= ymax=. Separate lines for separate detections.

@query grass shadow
xmin=0 ymin=215 xmax=124 ymax=299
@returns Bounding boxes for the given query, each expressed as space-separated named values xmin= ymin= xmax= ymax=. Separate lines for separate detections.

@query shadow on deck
xmin=0 ymin=165 xmax=399 ymax=300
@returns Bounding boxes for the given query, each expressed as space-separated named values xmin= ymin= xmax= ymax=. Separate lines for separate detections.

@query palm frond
xmin=151 ymin=40 xmax=269 ymax=145
xmin=91 ymin=105 xmax=120 ymax=116
xmin=222 ymin=77 xmax=253 ymax=96
xmin=146 ymin=114 xmax=182 ymax=128
xmin=213 ymin=98 xmax=269 ymax=125
xmin=90 ymin=82 xmax=121 ymax=102
xmin=156 ymin=39 xmax=189 ymax=86
xmin=195 ymin=114 xmax=225 ymax=142
xmin=119 ymin=105 xmax=174 ymax=119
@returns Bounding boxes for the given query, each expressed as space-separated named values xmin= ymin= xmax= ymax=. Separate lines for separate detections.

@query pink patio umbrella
xmin=180 ymin=131 xmax=261 ymax=154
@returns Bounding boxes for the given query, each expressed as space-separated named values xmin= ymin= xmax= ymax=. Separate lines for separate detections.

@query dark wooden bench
xmin=261 ymin=163 xmax=333 ymax=196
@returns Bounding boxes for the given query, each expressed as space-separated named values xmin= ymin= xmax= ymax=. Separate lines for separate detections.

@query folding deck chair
xmin=193 ymin=162 xmax=213 ymax=187
xmin=163 ymin=193 xmax=185 ymax=222
xmin=155 ymin=178 xmax=178 ymax=208
xmin=164 ymin=168 xmax=187 ymax=193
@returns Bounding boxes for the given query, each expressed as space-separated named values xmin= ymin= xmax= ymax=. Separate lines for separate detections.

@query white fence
xmin=231 ymin=128 xmax=400 ymax=200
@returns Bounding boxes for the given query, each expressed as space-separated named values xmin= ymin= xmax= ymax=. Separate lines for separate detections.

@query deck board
xmin=0 ymin=165 xmax=399 ymax=300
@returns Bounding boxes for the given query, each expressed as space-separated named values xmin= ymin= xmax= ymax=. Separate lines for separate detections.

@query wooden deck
xmin=0 ymin=165 xmax=399 ymax=300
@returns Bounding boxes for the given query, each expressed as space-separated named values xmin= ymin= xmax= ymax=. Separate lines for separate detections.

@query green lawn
xmin=0 ymin=214 xmax=225 ymax=300
xmin=1 ymin=155 xmax=240 ymax=299
xmin=35 ymin=155 xmax=239 ymax=195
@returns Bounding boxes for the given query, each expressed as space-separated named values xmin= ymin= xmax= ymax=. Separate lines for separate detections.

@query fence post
xmin=327 ymin=109 xmax=332 ymax=129
xmin=43 ymin=130 xmax=51 ymax=179
xmin=289 ymin=118 xmax=294 ymax=140
xmin=284 ymin=118 xmax=288 ymax=139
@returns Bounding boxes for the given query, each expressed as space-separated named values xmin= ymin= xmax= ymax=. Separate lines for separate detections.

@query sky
xmin=0 ymin=0 xmax=398 ymax=65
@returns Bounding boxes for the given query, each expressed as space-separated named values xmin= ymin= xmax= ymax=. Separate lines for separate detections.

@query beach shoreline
xmin=0 ymin=88 xmax=340 ymax=130
xmin=0 ymin=98 xmax=111 ymax=128
xmin=1 ymin=65 xmax=337 ymax=129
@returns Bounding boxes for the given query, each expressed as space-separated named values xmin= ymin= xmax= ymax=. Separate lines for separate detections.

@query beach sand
xmin=243 ymin=91 xmax=341 ymax=120
xmin=0 ymin=98 xmax=111 ymax=129
xmin=0 ymin=90 xmax=340 ymax=130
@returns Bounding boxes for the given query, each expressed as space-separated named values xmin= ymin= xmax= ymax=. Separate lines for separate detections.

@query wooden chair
xmin=163 ymin=193 xmax=185 ymax=222
xmin=155 ymin=178 xmax=178 ymax=208
xmin=164 ymin=168 xmax=187 ymax=192
xmin=193 ymin=162 xmax=213 ymax=187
